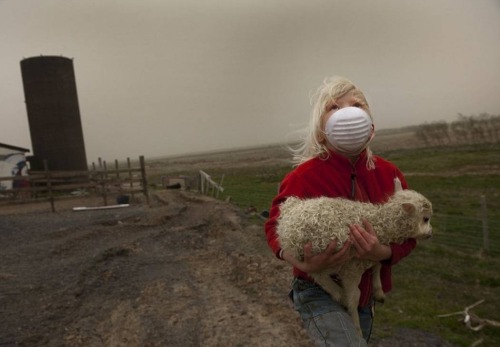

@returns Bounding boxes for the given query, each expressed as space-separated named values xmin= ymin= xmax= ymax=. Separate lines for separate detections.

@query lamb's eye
xmin=330 ymin=104 xmax=339 ymax=111
xmin=423 ymin=217 xmax=430 ymax=223
xmin=353 ymin=102 xmax=362 ymax=108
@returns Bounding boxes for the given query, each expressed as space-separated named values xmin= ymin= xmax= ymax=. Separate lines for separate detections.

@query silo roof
xmin=0 ymin=142 xmax=30 ymax=153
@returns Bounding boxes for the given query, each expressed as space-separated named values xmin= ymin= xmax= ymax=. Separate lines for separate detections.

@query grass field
xmin=374 ymin=144 xmax=500 ymax=345
xmin=150 ymin=140 xmax=500 ymax=346
xmin=181 ymin=142 xmax=500 ymax=346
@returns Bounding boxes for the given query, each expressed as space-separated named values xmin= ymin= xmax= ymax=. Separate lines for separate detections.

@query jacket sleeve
xmin=264 ymin=172 xmax=306 ymax=259
xmin=384 ymin=238 xmax=417 ymax=265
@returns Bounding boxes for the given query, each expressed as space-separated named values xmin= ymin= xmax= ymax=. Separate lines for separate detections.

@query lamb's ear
xmin=394 ymin=177 xmax=403 ymax=192
xmin=402 ymin=202 xmax=416 ymax=214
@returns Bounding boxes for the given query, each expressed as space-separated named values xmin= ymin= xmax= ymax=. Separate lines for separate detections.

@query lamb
xmin=277 ymin=189 xmax=433 ymax=334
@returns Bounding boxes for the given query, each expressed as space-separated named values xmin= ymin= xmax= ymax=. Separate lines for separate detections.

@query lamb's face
xmin=401 ymin=196 xmax=433 ymax=240
xmin=390 ymin=190 xmax=433 ymax=240
xmin=413 ymin=203 xmax=433 ymax=239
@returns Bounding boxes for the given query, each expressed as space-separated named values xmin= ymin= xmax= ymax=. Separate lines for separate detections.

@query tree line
xmin=415 ymin=113 xmax=500 ymax=146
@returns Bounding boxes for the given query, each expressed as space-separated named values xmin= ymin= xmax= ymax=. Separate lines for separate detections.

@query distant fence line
xmin=432 ymin=212 xmax=500 ymax=256
xmin=0 ymin=156 xmax=149 ymax=212
xmin=415 ymin=113 xmax=500 ymax=146
xmin=428 ymin=194 xmax=500 ymax=255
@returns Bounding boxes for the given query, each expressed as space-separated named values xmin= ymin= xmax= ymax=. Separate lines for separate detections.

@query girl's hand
xmin=283 ymin=239 xmax=352 ymax=274
xmin=349 ymin=219 xmax=392 ymax=261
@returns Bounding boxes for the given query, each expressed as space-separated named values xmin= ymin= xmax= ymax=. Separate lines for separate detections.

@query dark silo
xmin=21 ymin=56 xmax=88 ymax=171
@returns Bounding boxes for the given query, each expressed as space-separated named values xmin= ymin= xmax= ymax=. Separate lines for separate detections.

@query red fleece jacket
xmin=264 ymin=150 xmax=416 ymax=307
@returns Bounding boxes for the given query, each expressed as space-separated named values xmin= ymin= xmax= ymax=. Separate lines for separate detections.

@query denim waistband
xmin=292 ymin=277 xmax=319 ymax=291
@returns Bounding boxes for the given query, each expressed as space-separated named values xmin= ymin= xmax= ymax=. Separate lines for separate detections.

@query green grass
xmin=381 ymin=143 xmax=500 ymax=173
xmin=377 ymin=242 xmax=500 ymax=346
xmin=205 ymin=165 xmax=291 ymax=214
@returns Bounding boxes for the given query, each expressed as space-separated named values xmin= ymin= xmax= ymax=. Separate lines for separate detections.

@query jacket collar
xmin=326 ymin=148 xmax=368 ymax=168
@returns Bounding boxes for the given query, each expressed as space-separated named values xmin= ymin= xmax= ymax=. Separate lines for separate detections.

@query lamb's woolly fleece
xmin=277 ymin=189 xmax=432 ymax=260
xmin=276 ymin=189 xmax=432 ymax=333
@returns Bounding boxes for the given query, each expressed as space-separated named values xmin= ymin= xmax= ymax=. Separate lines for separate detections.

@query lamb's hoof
xmin=374 ymin=292 xmax=385 ymax=303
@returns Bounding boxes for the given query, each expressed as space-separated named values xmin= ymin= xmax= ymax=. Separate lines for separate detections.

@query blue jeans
xmin=291 ymin=278 xmax=373 ymax=347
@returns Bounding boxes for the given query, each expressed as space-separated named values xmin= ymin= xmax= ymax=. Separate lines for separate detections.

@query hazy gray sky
xmin=1 ymin=0 xmax=499 ymax=161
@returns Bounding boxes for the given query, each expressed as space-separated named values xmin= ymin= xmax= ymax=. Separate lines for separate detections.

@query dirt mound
xmin=0 ymin=191 xmax=452 ymax=346
xmin=0 ymin=191 xmax=311 ymax=346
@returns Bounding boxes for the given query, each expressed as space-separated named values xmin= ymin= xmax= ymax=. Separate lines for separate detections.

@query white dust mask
xmin=324 ymin=106 xmax=374 ymax=156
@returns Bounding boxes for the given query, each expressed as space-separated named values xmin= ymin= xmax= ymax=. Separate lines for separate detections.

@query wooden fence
xmin=199 ymin=170 xmax=224 ymax=198
xmin=0 ymin=156 xmax=149 ymax=212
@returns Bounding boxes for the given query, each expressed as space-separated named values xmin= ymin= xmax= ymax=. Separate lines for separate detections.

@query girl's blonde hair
xmin=290 ymin=76 xmax=375 ymax=169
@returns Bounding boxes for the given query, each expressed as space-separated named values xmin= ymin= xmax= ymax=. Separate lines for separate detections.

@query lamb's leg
xmin=372 ymin=263 xmax=385 ymax=303
xmin=311 ymin=271 xmax=343 ymax=302
xmin=314 ymin=269 xmax=364 ymax=336
xmin=341 ymin=275 xmax=363 ymax=336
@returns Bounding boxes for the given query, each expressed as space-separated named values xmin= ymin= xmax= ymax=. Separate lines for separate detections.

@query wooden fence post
xmin=139 ymin=156 xmax=150 ymax=206
xmin=43 ymin=160 xmax=55 ymax=212
xmin=115 ymin=159 xmax=120 ymax=180
xmin=216 ymin=174 xmax=225 ymax=199
xmin=102 ymin=160 xmax=108 ymax=206
xmin=115 ymin=159 xmax=122 ymax=196
xmin=200 ymin=172 xmax=205 ymax=194
xmin=91 ymin=162 xmax=98 ymax=195
xmin=481 ymin=195 xmax=490 ymax=252
xmin=127 ymin=157 xmax=135 ymax=200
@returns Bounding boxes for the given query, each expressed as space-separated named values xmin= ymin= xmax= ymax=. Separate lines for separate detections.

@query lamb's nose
xmin=425 ymin=229 xmax=433 ymax=239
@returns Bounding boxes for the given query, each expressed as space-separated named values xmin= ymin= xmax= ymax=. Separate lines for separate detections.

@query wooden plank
xmin=72 ymin=204 xmax=130 ymax=212
xmin=28 ymin=170 xmax=94 ymax=177
xmin=0 ymin=176 xmax=34 ymax=181
xmin=46 ymin=183 xmax=97 ymax=191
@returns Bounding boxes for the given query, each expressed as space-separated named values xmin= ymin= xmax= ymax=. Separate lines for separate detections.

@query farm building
xmin=0 ymin=143 xmax=30 ymax=191
xmin=20 ymin=56 xmax=88 ymax=171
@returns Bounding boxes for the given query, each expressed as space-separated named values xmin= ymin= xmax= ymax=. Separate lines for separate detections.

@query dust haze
xmin=1 ymin=0 xmax=499 ymax=161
